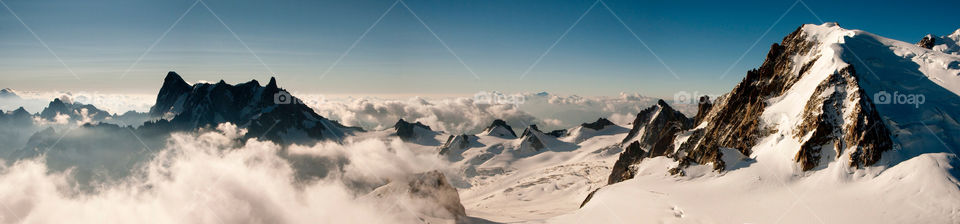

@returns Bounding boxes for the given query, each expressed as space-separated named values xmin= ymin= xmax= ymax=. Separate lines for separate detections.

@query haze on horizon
xmin=1 ymin=0 xmax=957 ymax=98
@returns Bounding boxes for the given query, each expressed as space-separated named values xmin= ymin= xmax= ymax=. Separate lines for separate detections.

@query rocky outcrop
xmin=674 ymin=25 xmax=894 ymax=172
xmin=607 ymin=141 xmax=645 ymax=185
xmin=621 ymin=100 xmax=692 ymax=146
xmin=149 ymin=71 xmax=193 ymax=117
xmin=675 ymin=26 xmax=816 ymax=171
xmin=545 ymin=129 xmax=567 ymax=137
xmin=482 ymin=119 xmax=517 ymax=138
xmin=519 ymin=125 xmax=547 ymax=151
xmin=693 ymin=95 xmax=714 ymax=125
xmin=439 ymin=134 xmax=471 ymax=155
xmin=581 ymin=118 xmax=615 ymax=130
xmin=917 ymin=34 xmax=936 ymax=49
xmin=394 ymin=119 xmax=433 ymax=142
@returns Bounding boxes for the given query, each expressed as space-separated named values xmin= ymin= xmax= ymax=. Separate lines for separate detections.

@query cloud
xmin=0 ymin=90 xmax=153 ymax=114
xmin=300 ymin=92 xmax=697 ymax=134
xmin=0 ymin=123 xmax=456 ymax=224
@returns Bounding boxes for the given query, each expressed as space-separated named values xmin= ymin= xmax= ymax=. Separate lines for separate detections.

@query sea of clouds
xmin=0 ymin=124 xmax=458 ymax=224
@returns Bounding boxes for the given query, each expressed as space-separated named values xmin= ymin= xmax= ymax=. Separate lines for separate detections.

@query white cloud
xmin=298 ymin=92 xmax=697 ymax=134
xmin=0 ymin=123 xmax=455 ymax=224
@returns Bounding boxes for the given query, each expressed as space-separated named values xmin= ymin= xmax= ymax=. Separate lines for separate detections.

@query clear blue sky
xmin=1 ymin=0 xmax=957 ymax=98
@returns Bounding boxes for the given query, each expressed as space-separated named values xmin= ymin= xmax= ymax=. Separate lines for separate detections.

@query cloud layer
xmin=0 ymin=124 xmax=455 ymax=224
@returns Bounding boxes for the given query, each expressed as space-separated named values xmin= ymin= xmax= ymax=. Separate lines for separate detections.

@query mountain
xmin=569 ymin=23 xmax=960 ymax=223
xmin=0 ymin=88 xmax=19 ymax=99
xmin=916 ymin=29 xmax=960 ymax=54
xmin=480 ymin=119 xmax=517 ymax=138
xmin=38 ymin=97 xmax=112 ymax=123
xmin=563 ymin=118 xmax=629 ymax=143
xmin=393 ymin=119 xmax=440 ymax=145
xmin=144 ymin=72 xmax=361 ymax=144
xmin=439 ymin=134 xmax=473 ymax=155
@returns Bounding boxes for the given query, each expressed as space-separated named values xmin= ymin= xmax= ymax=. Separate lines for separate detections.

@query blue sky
xmin=1 ymin=0 xmax=957 ymax=98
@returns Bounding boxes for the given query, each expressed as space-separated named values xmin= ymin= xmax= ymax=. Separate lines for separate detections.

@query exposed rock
xmin=141 ymin=72 xmax=361 ymax=144
xmin=693 ymin=95 xmax=714 ymax=125
xmin=607 ymin=141 xmax=645 ymax=185
xmin=580 ymin=188 xmax=599 ymax=208
xmin=580 ymin=118 xmax=615 ymax=130
xmin=519 ymin=125 xmax=547 ymax=151
xmin=439 ymin=134 xmax=471 ymax=155
xmin=676 ymin=26 xmax=815 ymax=171
xmin=482 ymin=119 xmax=517 ymax=138
xmin=621 ymin=100 xmax=692 ymax=146
xmin=917 ymin=34 xmax=936 ymax=49
xmin=394 ymin=119 xmax=433 ymax=142
xmin=545 ymin=129 xmax=567 ymax=138
xmin=149 ymin=71 xmax=192 ymax=117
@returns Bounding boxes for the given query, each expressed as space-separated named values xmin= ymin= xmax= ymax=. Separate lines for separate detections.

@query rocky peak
xmin=917 ymin=34 xmax=936 ymax=49
xmin=621 ymin=100 xmax=692 ymax=146
xmin=149 ymin=71 xmax=193 ymax=117
xmin=674 ymin=24 xmax=894 ymax=172
xmin=520 ymin=124 xmax=542 ymax=138
xmin=439 ymin=134 xmax=471 ymax=155
xmin=580 ymin=118 xmax=615 ymax=130
xmin=482 ymin=119 xmax=517 ymax=138
xmin=394 ymin=119 xmax=433 ymax=142
xmin=141 ymin=72 xmax=360 ymax=144
xmin=693 ymin=95 xmax=714 ymax=125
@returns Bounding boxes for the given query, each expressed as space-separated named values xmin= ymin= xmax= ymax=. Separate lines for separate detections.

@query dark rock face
xmin=675 ymin=26 xmax=893 ymax=172
xmin=439 ymin=134 xmax=471 ymax=155
xmin=917 ymin=34 xmax=936 ymax=49
xmin=621 ymin=100 xmax=692 ymax=148
xmin=142 ymin=72 xmax=360 ymax=144
xmin=394 ymin=119 xmax=432 ymax=142
xmin=482 ymin=119 xmax=517 ymax=138
xmin=693 ymin=96 xmax=714 ymax=125
xmin=676 ymin=26 xmax=815 ymax=171
xmin=607 ymin=141 xmax=645 ymax=185
xmin=545 ymin=129 xmax=567 ymax=138
xmin=519 ymin=125 xmax=550 ymax=151
xmin=581 ymin=118 xmax=615 ymax=130
xmin=793 ymin=67 xmax=893 ymax=171
xmin=580 ymin=188 xmax=599 ymax=208
xmin=149 ymin=71 xmax=193 ymax=117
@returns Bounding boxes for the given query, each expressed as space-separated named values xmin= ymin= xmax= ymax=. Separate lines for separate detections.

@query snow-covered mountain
xmin=568 ymin=23 xmax=960 ymax=223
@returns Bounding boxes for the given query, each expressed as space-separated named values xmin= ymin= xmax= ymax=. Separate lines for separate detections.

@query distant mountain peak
xmin=144 ymin=72 xmax=361 ymax=144
xmin=482 ymin=119 xmax=517 ymax=138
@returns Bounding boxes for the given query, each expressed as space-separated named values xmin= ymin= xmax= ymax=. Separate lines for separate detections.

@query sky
xmin=0 ymin=0 xmax=958 ymax=99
